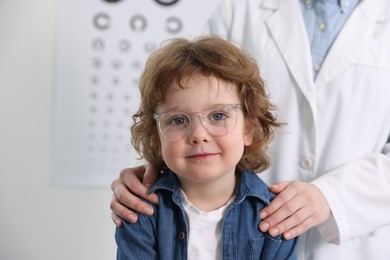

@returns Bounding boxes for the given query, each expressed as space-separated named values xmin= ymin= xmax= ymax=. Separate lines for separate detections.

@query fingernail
xmin=260 ymin=222 xmax=269 ymax=232
xmin=114 ymin=219 xmax=121 ymax=226
xmin=260 ymin=211 xmax=267 ymax=219
xmin=284 ymin=232 xmax=291 ymax=239
xmin=143 ymin=207 xmax=154 ymax=216
xmin=270 ymin=228 xmax=279 ymax=236
xmin=152 ymin=195 xmax=159 ymax=205
xmin=127 ymin=214 xmax=137 ymax=224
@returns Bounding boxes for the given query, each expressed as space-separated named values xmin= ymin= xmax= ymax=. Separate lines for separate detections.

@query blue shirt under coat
xmin=115 ymin=170 xmax=298 ymax=259
xmin=300 ymin=0 xmax=361 ymax=78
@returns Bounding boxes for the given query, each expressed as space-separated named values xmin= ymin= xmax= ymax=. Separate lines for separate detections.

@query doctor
xmin=110 ymin=0 xmax=390 ymax=259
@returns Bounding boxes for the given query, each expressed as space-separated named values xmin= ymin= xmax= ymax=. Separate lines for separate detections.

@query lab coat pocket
xmin=352 ymin=39 xmax=390 ymax=71
xmin=349 ymin=43 xmax=390 ymax=99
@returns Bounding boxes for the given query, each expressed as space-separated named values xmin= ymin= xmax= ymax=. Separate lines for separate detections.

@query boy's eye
xmin=209 ymin=112 xmax=227 ymax=121
xmin=168 ymin=116 xmax=189 ymax=126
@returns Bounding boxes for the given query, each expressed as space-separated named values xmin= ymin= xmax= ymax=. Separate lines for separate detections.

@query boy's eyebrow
xmin=156 ymin=103 xmax=239 ymax=113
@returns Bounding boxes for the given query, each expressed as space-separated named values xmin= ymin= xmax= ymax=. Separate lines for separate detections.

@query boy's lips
xmin=186 ymin=152 xmax=218 ymax=160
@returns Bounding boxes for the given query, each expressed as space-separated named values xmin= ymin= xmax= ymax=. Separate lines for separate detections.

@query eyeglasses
xmin=153 ymin=104 xmax=242 ymax=142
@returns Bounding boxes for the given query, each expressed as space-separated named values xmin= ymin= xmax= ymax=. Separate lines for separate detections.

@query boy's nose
xmin=187 ymin=116 xmax=211 ymax=144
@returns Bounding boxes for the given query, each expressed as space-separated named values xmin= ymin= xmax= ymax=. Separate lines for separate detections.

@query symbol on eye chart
xmin=111 ymin=59 xmax=122 ymax=70
xmin=92 ymin=58 xmax=102 ymax=69
xmin=144 ymin=41 xmax=157 ymax=53
xmin=123 ymin=93 xmax=132 ymax=102
xmin=106 ymin=107 xmax=114 ymax=114
xmin=90 ymin=91 xmax=99 ymax=100
xmin=118 ymin=39 xmax=131 ymax=52
xmin=93 ymin=13 xmax=110 ymax=30
xmin=103 ymin=120 xmax=110 ymax=128
xmin=131 ymin=78 xmax=139 ymax=86
xmin=90 ymin=106 xmax=98 ymax=114
xmin=130 ymin=15 xmax=147 ymax=32
xmin=130 ymin=60 xmax=142 ymax=70
xmin=90 ymin=75 xmax=100 ymax=85
xmin=154 ymin=0 xmax=180 ymax=6
xmin=166 ymin=16 xmax=182 ymax=34
xmin=92 ymin=38 xmax=105 ymax=51
xmin=106 ymin=92 xmax=114 ymax=101
xmin=111 ymin=76 xmax=121 ymax=86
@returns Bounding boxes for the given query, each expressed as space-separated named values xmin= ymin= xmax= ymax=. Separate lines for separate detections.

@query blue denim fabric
xmin=115 ymin=170 xmax=298 ymax=259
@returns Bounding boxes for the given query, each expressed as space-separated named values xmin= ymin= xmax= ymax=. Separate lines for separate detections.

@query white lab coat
xmin=206 ymin=0 xmax=390 ymax=259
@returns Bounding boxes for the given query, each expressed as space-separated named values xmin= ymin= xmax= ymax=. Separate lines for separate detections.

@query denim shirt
xmin=115 ymin=170 xmax=298 ymax=260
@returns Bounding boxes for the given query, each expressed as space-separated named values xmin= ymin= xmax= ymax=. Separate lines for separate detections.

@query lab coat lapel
xmin=263 ymin=0 xmax=315 ymax=104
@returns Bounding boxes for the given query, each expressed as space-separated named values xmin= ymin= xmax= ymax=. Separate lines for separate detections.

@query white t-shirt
xmin=181 ymin=190 xmax=234 ymax=260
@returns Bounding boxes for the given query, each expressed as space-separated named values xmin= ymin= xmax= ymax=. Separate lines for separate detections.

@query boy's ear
xmin=244 ymin=122 xmax=254 ymax=146
xmin=155 ymin=135 xmax=163 ymax=157
xmin=157 ymin=143 xmax=162 ymax=158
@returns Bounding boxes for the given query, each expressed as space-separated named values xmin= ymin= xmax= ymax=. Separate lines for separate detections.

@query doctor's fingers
xmin=110 ymin=193 xmax=139 ymax=225
xmin=280 ymin=197 xmax=331 ymax=240
xmin=259 ymin=181 xmax=306 ymax=225
xmin=268 ymin=206 xmax=313 ymax=239
xmin=259 ymin=193 xmax=305 ymax=234
xmin=259 ymin=181 xmax=321 ymax=232
xmin=265 ymin=183 xmax=331 ymax=238
xmin=118 ymin=166 xmax=159 ymax=205
xmin=111 ymin=181 xmax=155 ymax=223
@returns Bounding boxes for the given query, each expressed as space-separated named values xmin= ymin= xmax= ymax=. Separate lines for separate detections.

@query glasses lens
xmin=158 ymin=112 xmax=191 ymax=141
xmin=204 ymin=105 xmax=237 ymax=136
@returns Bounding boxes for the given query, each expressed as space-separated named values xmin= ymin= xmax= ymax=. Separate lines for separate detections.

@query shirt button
xmin=319 ymin=22 xmax=326 ymax=31
xmin=314 ymin=64 xmax=321 ymax=72
xmin=178 ymin=231 xmax=185 ymax=240
xmin=300 ymin=158 xmax=313 ymax=169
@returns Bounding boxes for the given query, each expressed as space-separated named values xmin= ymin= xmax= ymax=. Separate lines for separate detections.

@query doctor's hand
xmin=259 ymin=181 xmax=331 ymax=240
xmin=110 ymin=164 xmax=159 ymax=226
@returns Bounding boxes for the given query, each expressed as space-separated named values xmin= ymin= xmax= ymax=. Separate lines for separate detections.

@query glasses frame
xmin=153 ymin=104 xmax=242 ymax=142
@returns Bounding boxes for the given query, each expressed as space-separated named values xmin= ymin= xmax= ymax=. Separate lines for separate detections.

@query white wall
xmin=0 ymin=1 xmax=117 ymax=259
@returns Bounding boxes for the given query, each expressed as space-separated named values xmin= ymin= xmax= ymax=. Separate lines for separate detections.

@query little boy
xmin=115 ymin=35 xmax=298 ymax=259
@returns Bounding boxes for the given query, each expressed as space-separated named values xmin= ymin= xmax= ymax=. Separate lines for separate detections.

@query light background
xmin=0 ymin=0 xmax=221 ymax=259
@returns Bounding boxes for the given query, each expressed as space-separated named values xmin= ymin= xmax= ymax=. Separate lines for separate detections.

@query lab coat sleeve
xmin=312 ymin=144 xmax=390 ymax=244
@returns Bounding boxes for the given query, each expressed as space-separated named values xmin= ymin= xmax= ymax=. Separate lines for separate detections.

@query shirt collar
xmin=301 ymin=0 xmax=360 ymax=13
xmin=233 ymin=170 xmax=274 ymax=205
xmin=150 ymin=169 xmax=274 ymax=206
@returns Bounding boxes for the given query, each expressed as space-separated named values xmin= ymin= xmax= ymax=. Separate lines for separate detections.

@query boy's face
xmin=155 ymin=73 xmax=253 ymax=186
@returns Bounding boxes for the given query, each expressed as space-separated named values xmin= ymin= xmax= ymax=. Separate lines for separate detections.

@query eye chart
xmin=52 ymin=0 xmax=222 ymax=186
